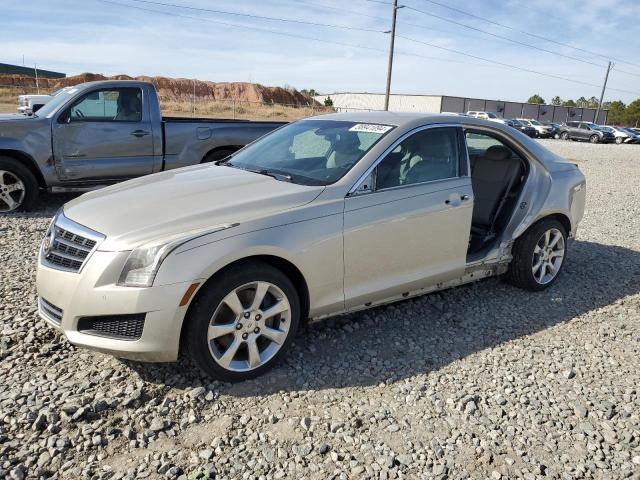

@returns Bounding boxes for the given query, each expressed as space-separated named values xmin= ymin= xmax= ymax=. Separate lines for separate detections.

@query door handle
xmin=131 ymin=130 xmax=150 ymax=137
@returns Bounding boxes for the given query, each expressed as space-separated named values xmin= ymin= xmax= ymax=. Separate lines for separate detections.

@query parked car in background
xmin=505 ymin=119 xmax=537 ymax=137
xmin=36 ymin=112 xmax=586 ymax=381
xmin=620 ymin=128 xmax=640 ymax=144
xmin=466 ymin=111 xmax=506 ymax=124
xmin=17 ymin=94 xmax=52 ymax=116
xmin=516 ymin=119 xmax=553 ymax=138
xmin=600 ymin=126 xmax=635 ymax=144
xmin=0 ymin=80 xmax=285 ymax=212
xmin=559 ymin=121 xmax=616 ymax=143
xmin=630 ymin=128 xmax=640 ymax=135
xmin=541 ymin=121 xmax=561 ymax=139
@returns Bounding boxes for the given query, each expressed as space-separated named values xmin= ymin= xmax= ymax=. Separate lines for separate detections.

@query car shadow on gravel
xmin=2 ymin=192 xmax=78 ymax=219
xmin=125 ymin=239 xmax=640 ymax=396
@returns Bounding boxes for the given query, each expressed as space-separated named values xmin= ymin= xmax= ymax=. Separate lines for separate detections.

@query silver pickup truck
xmin=0 ymin=80 xmax=285 ymax=212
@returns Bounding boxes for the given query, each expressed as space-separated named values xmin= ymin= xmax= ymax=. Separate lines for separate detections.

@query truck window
xmin=68 ymin=88 xmax=142 ymax=122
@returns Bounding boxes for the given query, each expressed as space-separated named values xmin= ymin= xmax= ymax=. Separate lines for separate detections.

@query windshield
xmin=34 ymin=88 xmax=77 ymax=118
xmin=510 ymin=119 xmax=523 ymax=126
xmin=486 ymin=112 xmax=498 ymax=118
xmin=600 ymin=126 xmax=614 ymax=133
xmin=530 ymin=120 xmax=542 ymax=126
xmin=225 ymin=120 xmax=394 ymax=186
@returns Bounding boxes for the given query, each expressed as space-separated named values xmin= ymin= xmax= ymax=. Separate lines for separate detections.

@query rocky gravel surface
xmin=1 ymin=141 xmax=639 ymax=479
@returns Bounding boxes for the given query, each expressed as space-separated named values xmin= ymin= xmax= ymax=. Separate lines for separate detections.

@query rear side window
xmin=375 ymin=127 xmax=460 ymax=190
xmin=66 ymin=88 xmax=142 ymax=122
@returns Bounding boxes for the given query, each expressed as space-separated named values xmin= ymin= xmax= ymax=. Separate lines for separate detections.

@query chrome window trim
xmin=40 ymin=212 xmax=106 ymax=273
xmin=347 ymin=123 xmax=466 ymax=196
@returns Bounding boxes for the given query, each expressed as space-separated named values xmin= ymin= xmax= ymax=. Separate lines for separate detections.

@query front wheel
xmin=560 ymin=132 xmax=569 ymax=140
xmin=589 ymin=134 xmax=599 ymax=144
xmin=615 ymin=137 xmax=623 ymax=144
xmin=0 ymin=157 xmax=39 ymax=213
xmin=504 ymin=219 xmax=567 ymax=291
xmin=184 ymin=262 xmax=300 ymax=381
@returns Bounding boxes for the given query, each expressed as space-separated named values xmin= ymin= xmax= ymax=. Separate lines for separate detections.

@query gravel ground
xmin=1 ymin=141 xmax=639 ymax=480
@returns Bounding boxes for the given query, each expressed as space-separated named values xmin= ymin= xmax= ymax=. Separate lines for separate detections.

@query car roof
xmin=307 ymin=111 xmax=500 ymax=128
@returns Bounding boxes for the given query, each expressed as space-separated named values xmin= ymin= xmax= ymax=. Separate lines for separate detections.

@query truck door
xmin=52 ymin=86 xmax=156 ymax=182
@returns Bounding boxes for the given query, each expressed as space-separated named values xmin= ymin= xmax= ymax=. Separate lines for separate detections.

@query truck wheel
xmin=184 ymin=262 xmax=300 ymax=381
xmin=589 ymin=134 xmax=599 ymax=144
xmin=560 ymin=132 xmax=569 ymax=140
xmin=503 ymin=218 xmax=567 ymax=291
xmin=202 ymin=148 xmax=236 ymax=163
xmin=0 ymin=157 xmax=39 ymax=213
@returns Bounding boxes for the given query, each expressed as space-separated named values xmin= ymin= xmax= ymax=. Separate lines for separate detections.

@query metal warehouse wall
xmin=0 ymin=63 xmax=66 ymax=79
xmin=321 ymin=93 xmax=608 ymax=124
xmin=315 ymin=93 xmax=442 ymax=113
xmin=440 ymin=95 xmax=608 ymax=124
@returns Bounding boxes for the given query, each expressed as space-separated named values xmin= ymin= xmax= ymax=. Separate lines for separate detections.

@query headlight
xmin=117 ymin=241 xmax=179 ymax=287
xmin=117 ymin=223 xmax=239 ymax=288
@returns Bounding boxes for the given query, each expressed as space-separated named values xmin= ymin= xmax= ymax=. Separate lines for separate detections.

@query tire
xmin=589 ymin=134 xmax=599 ymax=144
xmin=615 ymin=137 xmax=623 ymax=144
xmin=0 ymin=157 xmax=39 ymax=213
xmin=560 ymin=132 xmax=569 ymax=140
xmin=202 ymin=148 xmax=236 ymax=163
xmin=184 ymin=261 xmax=301 ymax=381
xmin=503 ymin=218 xmax=567 ymax=291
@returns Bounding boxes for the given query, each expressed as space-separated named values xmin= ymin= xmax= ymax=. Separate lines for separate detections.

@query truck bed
xmin=163 ymin=116 xmax=287 ymax=125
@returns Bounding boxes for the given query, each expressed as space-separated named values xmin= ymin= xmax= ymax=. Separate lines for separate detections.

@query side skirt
xmin=311 ymin=259 xmax=511 ymax=321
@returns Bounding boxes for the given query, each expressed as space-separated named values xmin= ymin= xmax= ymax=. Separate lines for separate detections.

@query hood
xmin=63 ymin=164 xmax=324 ymax=251
xmin=0 ymin=114 xmax=30 ymax=121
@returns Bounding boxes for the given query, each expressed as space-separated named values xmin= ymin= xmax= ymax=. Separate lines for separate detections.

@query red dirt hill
xmin=0 ymin=73 xmax=319 ymax=106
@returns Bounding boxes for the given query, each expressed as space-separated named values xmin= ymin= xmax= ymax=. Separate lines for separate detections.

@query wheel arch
xmin=0 ymin=149 xmax=46 ymax=188
xmin=200 ymin=145 xmax=241 ymax=163
xmin=517 ymin=213 xmax=571 ymax=240
xmin=179 ymin=254 xmax=311 ymax=352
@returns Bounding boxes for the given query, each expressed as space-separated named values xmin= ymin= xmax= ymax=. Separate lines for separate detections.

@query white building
xmin=314 ymin=92 xmax=608 ymax=124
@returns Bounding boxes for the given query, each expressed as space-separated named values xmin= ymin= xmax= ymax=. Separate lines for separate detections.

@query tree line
xmin=527 ymin=94 xmax=640 ymax=126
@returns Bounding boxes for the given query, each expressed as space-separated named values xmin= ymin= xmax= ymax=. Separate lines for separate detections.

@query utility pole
xmin=384 ymin=0 xmax=402 ymax=111
xmin=594 ymin=61 xmax=613 ymax=124
xmin=34 ymin=63 xmax=39 ymax=94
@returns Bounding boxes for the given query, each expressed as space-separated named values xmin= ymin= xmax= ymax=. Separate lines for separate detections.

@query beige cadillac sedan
xmin=36 ymin=112 xmax=586 ymax=381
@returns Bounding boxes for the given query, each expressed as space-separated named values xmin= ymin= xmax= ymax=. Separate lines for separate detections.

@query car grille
xmin=39 ymin=297 xmax=64 ymax=325
xmin=77 ymin=314 xmax=146 ymax=340
xmin=41 ymin=213 xmax=105 ymax=273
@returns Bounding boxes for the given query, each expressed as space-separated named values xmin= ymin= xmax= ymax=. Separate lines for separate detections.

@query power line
xmin=403 ymin=5 xmax=611 ymax=70
xmin=418 ymin=0 xmax=640 ymax=71
xmin=96 ymin=0 xmax=640 ymax=97
xmin=396 ymin=35 xmax=640 ymax=96
xmin=124 ymin=0 xmax=385 ymax=33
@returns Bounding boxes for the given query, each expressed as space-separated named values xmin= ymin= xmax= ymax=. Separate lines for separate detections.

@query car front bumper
xmin=36 ymin=250 xmax=197 ymax=362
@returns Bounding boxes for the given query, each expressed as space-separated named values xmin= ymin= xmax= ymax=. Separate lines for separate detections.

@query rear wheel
xmin=615 ymin=137 xmax=623 ymax=144
xmin=184 ymin=262 xmax=300 ymax=381
xmin=504 ymin=218 xmax=567 ymax=291
xmin=0 ymin=157 xmax=39 ymax=213
xmin=589 ymin=134 xmax=599 ymax=144
xmin=560 ymin=132 xmax=569 ymax=140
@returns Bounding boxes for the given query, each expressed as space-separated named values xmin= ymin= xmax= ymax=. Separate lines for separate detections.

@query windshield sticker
xmin=349 ymin=123 xmax=393 ymax=134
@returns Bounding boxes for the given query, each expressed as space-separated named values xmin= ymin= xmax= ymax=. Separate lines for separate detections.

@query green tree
xmin=576 ymin=96 xmax=588 ymax=108
xmin=587 ymin=96 xmax=600 ymax=108
xmin=563 ymin=99 xmax=577 ymax=107
xmin=551 ymin=96 xmax=562 ymax=106
xmin=605 ymin=100 xmax=626 ymax=125
xmin=623 ymin=99 xmax=640 ymax=127
xmin=527 ymin=94 xmax=545 ymax=104
xmin=324 ymin=96 xmax=334 ymax=107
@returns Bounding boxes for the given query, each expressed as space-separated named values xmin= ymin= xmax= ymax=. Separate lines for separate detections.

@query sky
xmin=2 ymin=0 xmax=640 ymax=104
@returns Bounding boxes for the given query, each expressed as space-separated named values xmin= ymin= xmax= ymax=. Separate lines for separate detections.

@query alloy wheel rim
xmin=207 ymin=281 xmax=291 ymax=372
xmin=532 ymin=228 xmax=565 ymax=284
xmin=0 ymin=170 xmax=26 ymax=213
